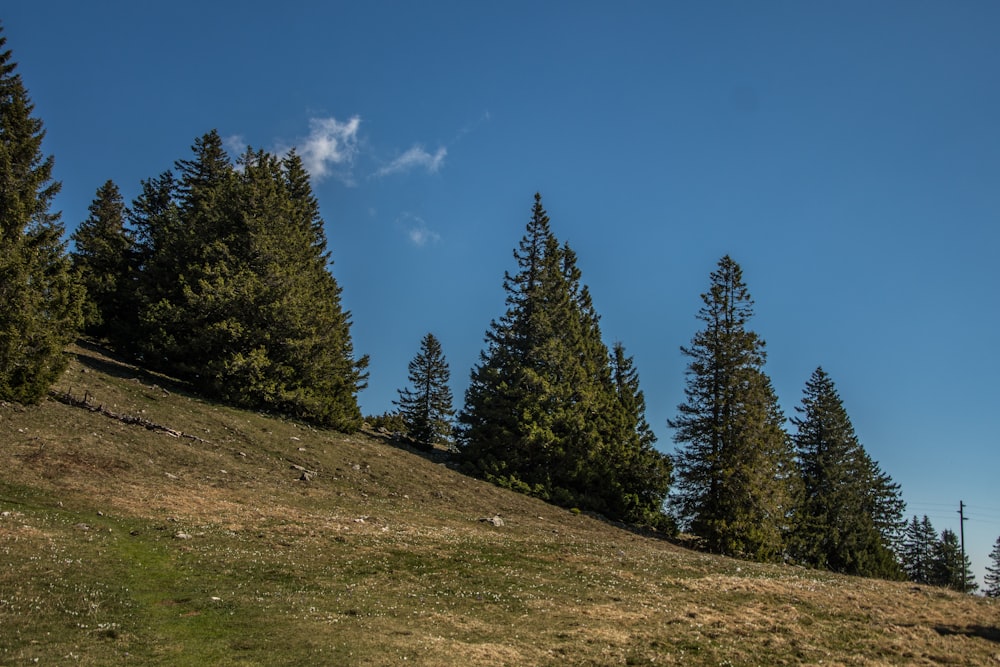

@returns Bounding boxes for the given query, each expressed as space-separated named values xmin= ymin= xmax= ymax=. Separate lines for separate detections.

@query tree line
xmin=2 ymin=25 xmax=993 ymax=588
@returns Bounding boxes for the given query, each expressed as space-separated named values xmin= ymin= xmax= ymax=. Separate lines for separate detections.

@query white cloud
xmin=223 ymin=134 xmax=247 ymax=156
xmin=375 ymin=145 xmax=447 ymax=178
xmin=397 ymin=213 xmax=441 ymax=247
xmin=296 ymin=116 xmax=361 ymax=182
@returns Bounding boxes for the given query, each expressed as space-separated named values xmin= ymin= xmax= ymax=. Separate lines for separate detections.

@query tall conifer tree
xmin=128 ymin=136 xmax=367 ymax=429
xmin=931 ymin=529 xmax=977 ymax=593
xmin=608 ymin=342 xmax=673 ymax=527
xmin=669 ymin=256 xmax=797 ymax=561
xmin=791 ymin=367 xmax=902 ymax=577
xmin=901 ymin=515 xmax=939 ymax=584
xmin=395 ymin=332 xmax=454 ymax=448
xmin=0 ymin=27 xmax=81 ymax=403
xmin=71 ymin=180 xmax=133 ymax=340
xmin=460 ymin=194 xmax=669 ymax=523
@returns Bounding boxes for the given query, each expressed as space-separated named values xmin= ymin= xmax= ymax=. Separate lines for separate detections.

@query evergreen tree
xmin=608 ymin=341 xmax=673 ymax=527
xmin=70 ymin=180 xmax=134 ymax=340
xmin=984 ymin=535 xmax=1000 ymax=598
xmin=901 ymin=515 xmax=939 ymax=585
xmin=394 ymin=332 xmax=454 ymax=449
xmin=459 ymin=194 xmax=670 ymax=523
xmin=0 ymin=27 xmax=81 ymax=403
xmin=931 ymin=529 xmax=977 ymax=593
xmin=669 ymin=256 xmax=798 ymax=561
xmin=142 ymin=130 xmax=238 ymax=383
xmin=791 ymin=367 xmax=902 ymax=578
xmin=129 ymin=136 xmax=367 ymax=429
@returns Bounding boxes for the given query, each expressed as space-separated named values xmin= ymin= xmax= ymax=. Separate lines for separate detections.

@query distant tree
xmin=791 ymin=367 xmax=902 ymax=578
xmin=71 ymin=180 xmax=134 ymax=340
xmin=901 ymin=515 xmax=939 ymax=585
xmin=460 ymin=194 xmax=671 ymax=524
xmin=668 ymin=256 xmax=798 ymax=561
xmin=0 ymin=27 xmax=82 ymax=403
xmin=984 ymin=536 xmax=1000 ymax=598
xmin=394 ymin=332 xmax=454 ymax=449
xmin=931 ymin=529 xmax=977 ymax=593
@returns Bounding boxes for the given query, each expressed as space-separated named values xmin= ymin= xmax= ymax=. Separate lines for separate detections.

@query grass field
xmin=1 ymin=343 xmax=997 ymax=665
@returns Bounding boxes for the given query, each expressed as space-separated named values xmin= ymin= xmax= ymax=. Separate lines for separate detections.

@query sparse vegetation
xmin=1 ymin=343 xmax=997 ymax=665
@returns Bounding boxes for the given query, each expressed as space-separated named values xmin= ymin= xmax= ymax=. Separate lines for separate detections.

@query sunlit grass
xmin=1 ymin=343 xmax=997 ymax=665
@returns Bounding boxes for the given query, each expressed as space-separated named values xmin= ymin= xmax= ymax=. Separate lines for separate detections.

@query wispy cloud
xmin=375 ymin=145 xmax=447 ymax=178
xmin=223 ymin=134 xmax=247 ymax=157
xmin=397 ymin=212 xmax=441 ymax=247
xmin=295 ymin=116 xmax=361 ymax=183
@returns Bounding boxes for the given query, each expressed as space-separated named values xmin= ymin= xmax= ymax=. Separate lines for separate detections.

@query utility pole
xmin=958 ymin=500 xmax=968 ymax=593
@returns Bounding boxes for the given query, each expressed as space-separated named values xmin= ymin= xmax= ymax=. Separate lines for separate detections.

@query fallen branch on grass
xmin=48 ymin=389 xmax=208 ymax=443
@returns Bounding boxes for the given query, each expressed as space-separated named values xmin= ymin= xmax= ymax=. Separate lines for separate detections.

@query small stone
xmin=174 ymin=532 xmax=191 ymax=540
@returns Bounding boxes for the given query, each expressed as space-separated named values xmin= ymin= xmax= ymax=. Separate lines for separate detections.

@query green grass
xmin=1 ymin=342 xmax=997 ymax=665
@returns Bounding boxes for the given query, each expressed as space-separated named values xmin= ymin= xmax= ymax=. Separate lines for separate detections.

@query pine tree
xmin=791 ymin=367 xmax=902 ymax=578
xmin=395 ymin=332 xmax=454 ymax=449
xmin=70 ymin=180 xmax=134 ymax=340
xmin=984 ymin=535 xmax=1000 ymax=598
xmin=669 ymin=256 xmax=798 ymax=561
xmin=901 ymin=515 xmax=939 ymax=584
xmin=459 ymin=194 xmax=670 ymax=523
xmin=931 ymin=529 xmax=977 ymax=593
xmin=0 ymin=27 xmax=81 ymax=403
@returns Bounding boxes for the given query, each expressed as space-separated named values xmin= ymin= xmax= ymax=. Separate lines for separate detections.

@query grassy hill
xmin=1 ymin=343 xmax=997 ymax=666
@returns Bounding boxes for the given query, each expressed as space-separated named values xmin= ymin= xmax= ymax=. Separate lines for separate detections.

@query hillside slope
xmin=1 ymin=343 xmax=997 ymax=666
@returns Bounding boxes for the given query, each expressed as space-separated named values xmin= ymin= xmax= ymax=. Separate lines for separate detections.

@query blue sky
xmin=7 ymin=2 xmax=999 ymax=584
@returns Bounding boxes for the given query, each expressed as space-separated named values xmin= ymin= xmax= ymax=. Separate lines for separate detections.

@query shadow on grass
xmin=934 ymin=624 xmax=1000 ymax=644
xmin=72 ymin=339 xmax=193 ymax=395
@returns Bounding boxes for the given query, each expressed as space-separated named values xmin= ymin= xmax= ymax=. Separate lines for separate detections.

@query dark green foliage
xmin=931 ymin=529 xmax=976 ymax=593
xmin=608 ymin=342 xmax=673 ymax=529
xmin=984 ymin=536 xmax=1000 ymax=598
xmin=791 ymin=367 xmax=903 ymax=578
xmin=70 ymin=180 xmax=134 ymax=341
xmin=128 ymin=134 xmax=367 ymax=430
xmin=902 ymin=515 xmax=939 ymax=585
xmin=394 ymin=332 xmax=455 ymax=448
xmin=669 ymin=256 xmax=798 ymax=561
xmin=366 ymin=411 xmax=407 ymax=434
xmin=459 ymin=194 xmax=671 ymax=525
xmin=0 ymin=27 xmax=82 ymax=403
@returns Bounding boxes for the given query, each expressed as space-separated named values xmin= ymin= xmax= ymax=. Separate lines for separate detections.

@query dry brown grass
xmin=1 ymin=342 xmax=998 ymax=665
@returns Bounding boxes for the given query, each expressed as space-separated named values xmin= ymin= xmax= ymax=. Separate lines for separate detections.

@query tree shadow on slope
xmin=70 ymin=339 xmax=193 ymax=396
xmin=933 ymin=624 xmax=1000 ymax=644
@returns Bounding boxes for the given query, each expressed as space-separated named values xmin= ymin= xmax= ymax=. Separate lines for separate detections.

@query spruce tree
xmin=459 ymin=194 xmax=581 ymax=492
xmin=669 ymin=256 xmax=798 ymax=561
xmin=984 ymin=535 xmax=1000 ymax=598
xmin=608 ymin=341 xmax=673 ymax=527
xmin=395 ymin=332 xmax=454 ymax=449
xmin=460 ymin=194 xmax=670 ymax=523
xmin=901 ymin=515 xmax=939 ymax=584
xmin=0 ymin=27 xmax=81 ymax=403
xmin=931 ymin=529 xmax=977 ymax=593
xmin=71 ymin=180 xmax=133 ymax=340
xmin=791 ymin=367 xmax=902 ymax=578
xmin=129 ymin=136 xmax=367 ymax=430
